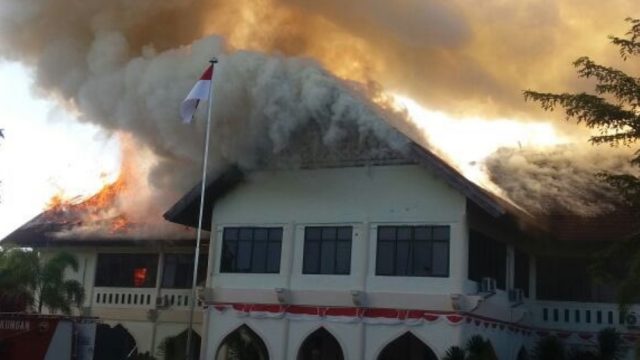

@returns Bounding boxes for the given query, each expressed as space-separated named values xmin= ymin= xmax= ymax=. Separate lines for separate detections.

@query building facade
xmin=165 ymin=155 xmax=640 ymax=359
xmin=4 ymin=235 xmax=207 ymax=358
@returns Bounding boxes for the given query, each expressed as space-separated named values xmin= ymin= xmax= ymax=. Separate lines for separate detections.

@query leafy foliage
xmin=524 ymin=18 xmax=640 ymax=153
xmin=443 ymin=346 xmax=467 ymax=360
xmin=532 ymin=329 xmax=626 ymax=360
xmin=157 ymin=329 xmax=200 ymax=360
xmin=442 ymin=335 xmax=497 ymax=360
xmin=532 ymin=336 xmax=565 ymax=360
xmin=597 ymin=328 xmax=627 ymax=360
xmin=0 ymin=247 xmax=38 ymax=311
xmin=0 ymin=248 xmax=84 ymax=314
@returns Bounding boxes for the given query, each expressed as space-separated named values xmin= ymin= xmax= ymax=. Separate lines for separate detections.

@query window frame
xmin=94 ymin=253 xmax=159 ymax=288
xmin=161 ymin=253 xmax=208 ymax=289
xmin=219 ymin=226 xmax=283 ymax=274
xmin=302 ymin=226 xmax=353 ymax=275
xmin=375 ymin=225 xmax=450 ymax=277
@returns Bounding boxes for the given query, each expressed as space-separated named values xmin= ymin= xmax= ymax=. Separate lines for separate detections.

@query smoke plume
xmin=1 ymin=0 xmax=639 ymax=226
xmin=485 ymin=145 xmax=639 ymax=216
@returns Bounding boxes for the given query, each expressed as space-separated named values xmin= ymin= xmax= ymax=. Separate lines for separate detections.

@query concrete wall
xmin=40 ymin=245 xmax=202 ymax=357
xmin=204 ymin=164 xmax=526 ymax=359
xmin=209 ymin=164 xmax=469 ymax=300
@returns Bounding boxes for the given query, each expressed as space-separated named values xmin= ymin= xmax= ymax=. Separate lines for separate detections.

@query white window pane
xmin=335 ymin=241 xmax=351 ymax=274
xmin=413 ymin=242 xmax=432 ymax=276
xmin=237 ymin=241 xmax=252 ymax=272
xmin=303 ymin=241 xmax=320 ymax=274
xmin=252 ymin=242 xmax=267 ymax=272
xmin=320 ymin=241 xmax=336 ymax=274
xmin=266 ymin=242 xmax=281 ymax=273
xmin=395 ymin=241 xmax=411 ymax=275
xmin=376 ymin=242 xmax=394 ymax=275
xmin=432 ymin=242 xmax=449 ymax=276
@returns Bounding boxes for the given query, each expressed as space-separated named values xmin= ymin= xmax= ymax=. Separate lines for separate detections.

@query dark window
xmin=162 ymin=254 xmax=207 ymax=288
xmin=514 ymin=250 xmax=530 ymax=297
xmin=375 ymin=225 xmax=449 ymax=277
xmin=95 ymin=253 xmax=158 ymax=288
xmin=220 ymin=227 xmax=282 ymax=273
xmin=536 ymin=256 xmax=617 ymax=302
xmin=377 ymin=332 xmax=438 ymax=360
xmin=468 ymin=231 xmax=506 ymax=290
xmin=297 ymin=328 xmax=344 ymax=360
xmin=303 ymin=226 xmax=352 ymax=275
xmin=216 ymin=325 xmax=269 ymax=360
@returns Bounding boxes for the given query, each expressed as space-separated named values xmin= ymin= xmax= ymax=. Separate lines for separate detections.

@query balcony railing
xmin=93 ymin=287 xmax=155 ymax=308
xmin=92 ymin=287 xmax=202 ymax=310
xmin=158 ymin=289 xmax=195 ymax=309
xmin=533 ymin=300 xmax=640 ymax=332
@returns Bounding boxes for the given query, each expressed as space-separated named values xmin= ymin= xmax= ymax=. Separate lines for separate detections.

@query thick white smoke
xmin=485 ymin=145 xmax=639 ymax=215
xmin=1 ymin=0 xmax=638 ymax=227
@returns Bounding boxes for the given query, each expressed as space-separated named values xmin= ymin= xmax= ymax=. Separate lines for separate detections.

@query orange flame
xmin=43 ymin=140 xmax=137 ymax=234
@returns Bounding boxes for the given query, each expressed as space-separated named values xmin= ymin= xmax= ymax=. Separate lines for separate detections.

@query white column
xmin=450 ymin=215 xmax=469 ymax=293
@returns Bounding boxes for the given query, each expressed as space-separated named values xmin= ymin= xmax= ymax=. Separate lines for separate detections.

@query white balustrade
xmin=532 ymin=300 xmax=640 ymax=332
xmin=158 ymin=289 xmax=194 ymax=309
xmin=93 ymin=287 xmax=156 ymax=308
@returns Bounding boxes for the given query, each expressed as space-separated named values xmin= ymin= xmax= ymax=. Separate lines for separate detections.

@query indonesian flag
xmin=180 ymin=64 xmax=214 ymax=123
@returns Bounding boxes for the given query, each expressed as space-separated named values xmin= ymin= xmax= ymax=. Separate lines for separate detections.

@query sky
xmin=0 ymin=61 xmax=120 ymax=238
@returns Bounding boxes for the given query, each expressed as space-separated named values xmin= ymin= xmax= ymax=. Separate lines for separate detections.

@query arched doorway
xmin=297 ymin=327 xmax=344 ymax=360
xmin=378 ymin=332 xmax=438 ymax=360
xmin=517 ymin=346 xmax=529 ymax=360
xmin=215 ymin=325 xmax=269 ymax=360
xmin=94 ymin=324 xmax=137 ymax=360
xmin=158 ymin=329 xmax=201 ymax=360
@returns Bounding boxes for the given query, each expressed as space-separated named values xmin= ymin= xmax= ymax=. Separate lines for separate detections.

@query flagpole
xmin=186 ymin=56 xmax=218 ymax=360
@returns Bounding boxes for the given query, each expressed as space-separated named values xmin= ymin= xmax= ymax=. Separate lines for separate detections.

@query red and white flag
xmin=180 ymin=64 xmax=214 ymax=123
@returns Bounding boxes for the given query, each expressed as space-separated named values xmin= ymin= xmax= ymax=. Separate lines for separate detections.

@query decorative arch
xmin=94 ymin=324 xmax=137 ymax=360
xmin=215 ymin=324 xmax=269 ymax=360
xmin=377 ymin=332 xmax=438 ymax=360
xmin=297 ymin=327 xmax=345 ymax=360
xmin=158 ymin=329 xmax=201 ymax=360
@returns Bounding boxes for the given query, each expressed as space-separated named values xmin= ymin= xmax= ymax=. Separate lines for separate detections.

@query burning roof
xmin=3 ymin=169 xmax=196 ymax=247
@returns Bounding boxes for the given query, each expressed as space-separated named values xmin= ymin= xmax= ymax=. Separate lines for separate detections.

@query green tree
xmin=533 ymin=329 xmax=626 ymax=360
xmin=524 ymin=18 xmax=640 ymax=207
xmin=442 ymin=335 xmax=497 ymax=360
xmin=523 ymin=18 xmax=640 ymax=308
xmin=532 ymin=336 xmax=565 ymax=360
xmin=0 ymin=248 xmax=84 ymax=314
xmin=0 ymin=247 xmax=39 ymax=311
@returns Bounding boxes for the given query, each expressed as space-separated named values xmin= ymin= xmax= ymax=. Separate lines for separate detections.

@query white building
xmin=163 ymin=139 xmax=640 ymax=360
xmin=5 ymin=130 xmax=638 ymax=359
xmin=4 ymin=223 xmax=207 ymax=358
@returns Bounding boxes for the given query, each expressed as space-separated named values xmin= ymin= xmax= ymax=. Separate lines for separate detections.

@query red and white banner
xmin=180 ymin=64 xmax=214 ymax=123
xmin=212 ymin=302 xmax=640 ymax=343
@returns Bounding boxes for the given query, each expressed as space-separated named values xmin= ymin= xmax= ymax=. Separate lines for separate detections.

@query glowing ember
xmin=109 ymin=215 xmax=131 ymax=234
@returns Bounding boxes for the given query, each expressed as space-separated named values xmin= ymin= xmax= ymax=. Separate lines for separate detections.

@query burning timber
xmin=4 ymin=177 xmax=196 ymax=247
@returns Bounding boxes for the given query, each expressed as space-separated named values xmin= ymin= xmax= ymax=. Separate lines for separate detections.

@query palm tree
xmin=596 ymin=328 xmax=626 ymax=360
xmin=0 ymin=247 xmax=38 ymax=311
xmin=0 ymin=248 xmax=84 ymax=314
xmin=443 ymin=346 xmax=466 ymax=360
xmin=535 ymin=329 xmax=627 ymax=360
xmin=532 ymin=336 xmax=565 ymax=360
xmin=443 ymin=335 xmax=497 ymax=360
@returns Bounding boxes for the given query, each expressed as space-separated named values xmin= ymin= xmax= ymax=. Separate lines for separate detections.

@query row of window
xmin=95 ymin=253 xmax=206 ymax=288
xmin=220 ymin=225 xmax=451 ymax=277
